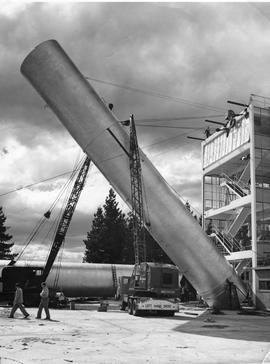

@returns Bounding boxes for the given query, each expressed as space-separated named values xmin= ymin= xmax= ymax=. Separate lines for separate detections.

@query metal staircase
xmin=239 ymin=160 xmax=251 ymax=185
xmin=221 ymin=173 xmax=249 ymax=198
xmin=210 ymin=227 xmax=242 ymax=255
xmin=228 ymin=207 xmax=250 ymax=237
xmin=235 ymin=259 xmax=251 ymax=276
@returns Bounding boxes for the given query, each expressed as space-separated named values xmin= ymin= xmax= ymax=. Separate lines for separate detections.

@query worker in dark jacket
xmin=9 ymin=283 xmax=30 ymax=318
xmin=36 ymin=282 xmax=51 ymax=320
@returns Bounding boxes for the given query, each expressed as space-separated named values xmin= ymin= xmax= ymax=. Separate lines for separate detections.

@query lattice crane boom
xmin=129 ymin=114 xmax=146 ymax=265
xmin=42 ymin=156 xmax=91 ymax=281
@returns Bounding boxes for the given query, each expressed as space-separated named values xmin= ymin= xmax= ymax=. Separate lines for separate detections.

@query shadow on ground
xmin=173 ymin=310 xmax=270 ymax=342
xmin=143 ymin=314 xmax=198 ymax=321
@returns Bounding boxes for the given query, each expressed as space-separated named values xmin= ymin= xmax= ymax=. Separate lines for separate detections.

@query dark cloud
xmin=1 ymin=2 xmax=266 ymax=144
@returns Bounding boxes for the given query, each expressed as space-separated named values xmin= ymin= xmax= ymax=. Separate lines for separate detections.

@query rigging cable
xmin=13 ymin=156 xmax=85 ymax=262
xmin=85 ymin=76 xmax=226 ymax=113
xmin=15 ymin=215 xmax=49 ymax=262
xmin=0 ymin=170 xmax=80 ymax=198
xmin=136 ymin=124 xmax=204 ymax=129
xmin=135 ymin=114 xmax=224 ymax=123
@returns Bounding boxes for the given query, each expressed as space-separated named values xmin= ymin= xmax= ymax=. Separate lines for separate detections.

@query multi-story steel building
xmin=202 ymin=94 xmax=270 ymax=310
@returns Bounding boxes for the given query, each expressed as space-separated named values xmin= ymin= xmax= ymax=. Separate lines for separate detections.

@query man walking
xmin=36 ymin=282 xmax=50 ymax=320
xmin=9 ymin=283 xmax=30 ymax=318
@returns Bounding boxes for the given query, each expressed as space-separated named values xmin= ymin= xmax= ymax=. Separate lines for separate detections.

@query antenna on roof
xmin=187 ymin=136 xmax=204 ymax=141
xmin=205 ymin=119 xmax=226 ymax=126
xmin=227 ymin=100 xmax=249 ymax=107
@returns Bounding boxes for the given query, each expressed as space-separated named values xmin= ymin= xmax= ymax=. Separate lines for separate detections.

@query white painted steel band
xmin=21 ymin=40 xmax=247 ymax=308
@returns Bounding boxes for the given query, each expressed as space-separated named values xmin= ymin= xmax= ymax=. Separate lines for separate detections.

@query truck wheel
xmin=132 ymin=300 xmax=140 ymax=316
xmin=128 ymin=299 xmax=133 ymax=315
xmin=120 ymin=301 xmax=127 ymax=311
xmin=165 ymin=311 xmax=175 ymax=317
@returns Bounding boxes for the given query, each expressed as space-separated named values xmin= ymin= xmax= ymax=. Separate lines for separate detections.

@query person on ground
xmin=9 ymin=283 xmax=30 ymax=319
xmin=36 ymin=282 xmax=51 ymax=320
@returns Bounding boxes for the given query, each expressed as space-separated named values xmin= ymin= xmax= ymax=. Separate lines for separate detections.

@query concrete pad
xmin=0 ymin=305 xmax=269 ymax=364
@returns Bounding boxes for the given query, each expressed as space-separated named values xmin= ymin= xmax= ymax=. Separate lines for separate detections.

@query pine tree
xmin=83 ymin=189 xmax=131 ymax=263
xmin=102 ymin=189 xmax=129 ymax=263
xmin=83 ymin=207 xmax=105 ymax=263
xmin=0 ymin=206 xmax=16 ymax=260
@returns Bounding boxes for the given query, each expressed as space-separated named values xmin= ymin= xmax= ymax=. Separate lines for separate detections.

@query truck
xmin=119 ymin=262 xmax=180 ymax=316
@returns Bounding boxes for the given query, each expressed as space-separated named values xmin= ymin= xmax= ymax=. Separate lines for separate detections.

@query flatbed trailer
xmin=127 ymin=296 xmax=179 ymax=316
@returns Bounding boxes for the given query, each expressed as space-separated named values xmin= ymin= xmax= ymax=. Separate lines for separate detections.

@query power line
xmin=85 ymin=76 xmax=226 ymax=112
xmin=142 ymin=130 xmax=202 ymax=150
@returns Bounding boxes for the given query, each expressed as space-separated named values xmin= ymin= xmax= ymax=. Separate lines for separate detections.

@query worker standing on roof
xmin=36 ymin=282 xmax=51 ymax=320
xmin=204 ymin=126 xmax=211 ymax=138
xmin=8 ymin=283 xmax=30 ymax=318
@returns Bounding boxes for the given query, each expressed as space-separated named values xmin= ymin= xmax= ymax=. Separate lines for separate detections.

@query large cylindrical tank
xmin=47 ymin=263 xmax=133 ymax=297
xmin=0 ymin=260 xmax=133 ymax=297
xmin=21 ymin=40 xmax=247 ymax=308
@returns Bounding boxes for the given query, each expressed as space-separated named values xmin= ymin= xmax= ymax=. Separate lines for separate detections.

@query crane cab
xmin=130 ymin=262 xmax=180 ymax=296
xmin=119 ymin=262 xmax=180 ymax=315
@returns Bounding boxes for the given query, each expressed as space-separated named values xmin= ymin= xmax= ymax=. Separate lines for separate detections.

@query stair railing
xmin=221 ymin=173 xmax=250 ymax=197
xmin=210 ymin=225 xmax=243 ymax=254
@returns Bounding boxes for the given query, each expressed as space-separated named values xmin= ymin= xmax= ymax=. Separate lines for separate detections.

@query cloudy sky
xmin=1 ymin=1 xmax=270 ymax=262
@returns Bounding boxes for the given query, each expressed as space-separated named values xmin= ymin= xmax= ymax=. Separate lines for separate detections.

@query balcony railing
xmin=203 ymin=114 xmax=250 ymax=169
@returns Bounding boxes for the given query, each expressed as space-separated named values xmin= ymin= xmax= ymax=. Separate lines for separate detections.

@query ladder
xmin=111 ymin=264 xmax=118 ymax=293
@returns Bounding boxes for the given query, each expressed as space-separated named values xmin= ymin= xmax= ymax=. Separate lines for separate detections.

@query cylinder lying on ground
xmin=21 ymin=40 xmax=247 ymax=308
xmin=0 ymin=261 xmax=133 ymax=298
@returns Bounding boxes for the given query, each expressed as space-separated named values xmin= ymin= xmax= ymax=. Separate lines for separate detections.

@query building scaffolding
xmin=202 ymin=94 xmax=270 ymax=309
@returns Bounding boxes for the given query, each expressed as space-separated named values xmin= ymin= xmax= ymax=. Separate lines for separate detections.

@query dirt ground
xmin=0 ymin=303 xmax=270 ymax=364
